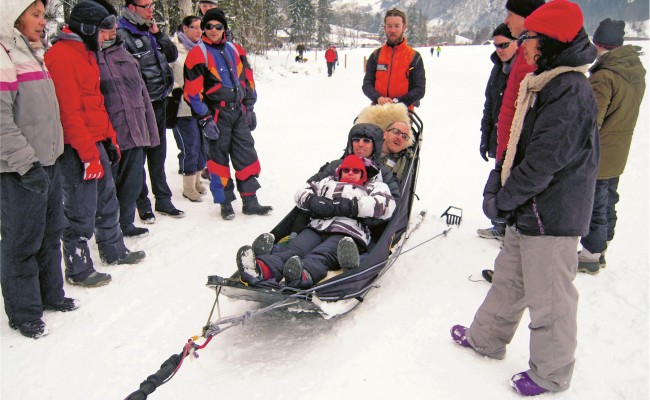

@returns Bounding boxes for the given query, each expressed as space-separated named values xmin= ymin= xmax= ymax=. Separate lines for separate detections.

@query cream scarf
xmin=501 ymin=64 xmax=590 ymax=185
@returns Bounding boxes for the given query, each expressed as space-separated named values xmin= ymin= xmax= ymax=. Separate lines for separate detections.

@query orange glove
xmin=83 ymin=159 xmax=104 ymax=180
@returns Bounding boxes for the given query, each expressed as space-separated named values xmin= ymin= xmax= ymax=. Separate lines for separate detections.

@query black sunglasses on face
xmin=493 ymin=41 xmax=513 ymax=49
xmin=205 ymin=23 xmax=224 ymax=31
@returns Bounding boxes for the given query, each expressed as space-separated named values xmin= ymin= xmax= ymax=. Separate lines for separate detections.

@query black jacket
xmin=495 ymin=30 xmax=599 ymax=236
xmin=117 ymin=19 xmax=177 ymax=102
xmin=480 ymin=52 xmax=512 ymax=158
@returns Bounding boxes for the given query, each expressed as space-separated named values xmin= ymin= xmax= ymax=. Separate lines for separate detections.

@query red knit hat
xmin=337 ymin=155 xmax=367 ymax=184
xmin=524 ymin=0 xmax=583 ymax=43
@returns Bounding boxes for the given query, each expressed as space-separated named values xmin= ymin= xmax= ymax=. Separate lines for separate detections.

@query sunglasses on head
xmin=341 ymin=168 xmax=362 ymax=174
xmin=493 ymin=41 xmax=512 ymax=49
xmin=205 ymin=23 xmax=224 ymax=31
xmin=388 ymin=127 xmax=410 ymax=141
xmin=518 ymin=31 xmax=541 ymax=46
xmin=352 ymin=138 xmax=373 ymax=144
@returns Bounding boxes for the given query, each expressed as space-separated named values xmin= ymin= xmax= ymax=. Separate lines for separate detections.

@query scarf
xmin=120 ymin=7 xmax=153 ymax=29
xmin=177 ymin=31 xmax=199 ymax=52
xmin=501 ymin=64 xmax=590 ymax=185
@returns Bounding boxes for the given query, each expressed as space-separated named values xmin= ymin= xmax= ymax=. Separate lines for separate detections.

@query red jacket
xmin=45 ymin=35 xmax=116 ymax=163
xmin=495 ymin=48 xmax=535 ymax=162
xmin=325 ymin=48 xmax=337 ymax=63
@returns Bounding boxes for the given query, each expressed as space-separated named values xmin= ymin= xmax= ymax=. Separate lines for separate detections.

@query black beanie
xmin=201 ymin=8 xmax=228 ymax=31
xmin=593 ymin=18 xmax=625 ymax=48
xmin=68 ymin=0 xmax=114 ymax=51
xmin=505 ymin=0 xmax=545 ymax=17
xmin=492 ymin=23 xmax=515 ymax=40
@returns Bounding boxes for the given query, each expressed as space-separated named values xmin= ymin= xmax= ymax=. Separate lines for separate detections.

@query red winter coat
xmin=495 ymin=47 xmax=536 ymax=162
xmin=45 ymin=34 xmax=117 ymax=163
xmin=325 ymin=48 xmax=337 ymax=63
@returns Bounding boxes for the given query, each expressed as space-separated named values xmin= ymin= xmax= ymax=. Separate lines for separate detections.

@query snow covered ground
xmin=1 ymin=42 xmax=648 ymax=400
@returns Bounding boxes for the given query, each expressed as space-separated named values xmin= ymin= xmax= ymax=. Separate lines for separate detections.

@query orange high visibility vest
xmin=374 ymin=41 xmax=416 ymax=100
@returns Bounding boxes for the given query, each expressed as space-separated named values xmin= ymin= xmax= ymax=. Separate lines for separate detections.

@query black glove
xmin=332 ymin=198 xmax=358 ymax=217
xmin=480 ymin=141 xmax=489 ymax=162
xmin=199 ymin=116 xmax=220 ymax=140
xmin=20 ymin=162 xmax=50 ymax=194
xmin=246 ymin=110 xmax=257 ymax=131
xmin=482 ymin=169 xmax=506 ymax=223
xmin=306 ymin=195 xmax=335 ymax=218
xmin=102 ymin=139 xmax=121 ymax=165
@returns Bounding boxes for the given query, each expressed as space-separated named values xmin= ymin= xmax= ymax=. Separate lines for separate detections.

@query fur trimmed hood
xmin=354 ymin=103 xmax=413 ymax=146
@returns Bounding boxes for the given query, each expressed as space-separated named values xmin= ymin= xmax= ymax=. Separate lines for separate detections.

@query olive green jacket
xmin=589 ymin=45 xmax=646 ymax=179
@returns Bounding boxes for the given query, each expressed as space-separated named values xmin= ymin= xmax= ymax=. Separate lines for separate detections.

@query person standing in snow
xmin=577 ymin=19 xmax=646 ymax=274
xmin=96 ymin=0 xmax=160 ymax=239
xmin=362 ymin=7 xmax=425 ymax=110
xmin=184 ymin=8 xmax=271 ymax=220
xmin=1 ymin=0 xmax=78 ymax=339
xmin=45 ymin=0 xmax=146 ymax=288
xmin=236 ymin=155 xmax=395 ymax=289
xmin=476 ymin=24 xmax=517 ymax=241
xmin=325 ymin=44 xmax=337 ymax=77
xmin=451 ymin=0 xmax=598 ymax=396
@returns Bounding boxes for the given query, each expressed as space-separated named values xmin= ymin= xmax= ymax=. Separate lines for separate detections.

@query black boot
xmin=242 ymin=195 xmax=273 ymax=216
xmin=221 ymin=202 xmax=235 ymax=220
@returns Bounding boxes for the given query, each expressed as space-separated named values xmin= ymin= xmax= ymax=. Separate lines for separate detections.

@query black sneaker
xmin=44 ymin=297 xmax=78 ymax=312
xmin=66 ymin=271 xmax=112 ymax=287
xmin=116 ymin=250 xmax=146 ymax=265
xmin=139 ymin=211 xmax=156 ymax=224
xmin=122 ymin=224 xmax=149 ymax=238
xmin=252 ymin=233 xmax=275 ymax=256
xmin=337 ymin=237 xmax=359 ymax=270
xmin=10 ymin=319 xmax=47 ymax=339
xmin=221 ymin=203 xmax=235 ymax=220
xmin=155 ymin=205 xmax=185 ymax=218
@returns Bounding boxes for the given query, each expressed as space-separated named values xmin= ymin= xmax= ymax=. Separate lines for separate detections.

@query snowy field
xmin=1 ymin=42 xmax=648 ymax=399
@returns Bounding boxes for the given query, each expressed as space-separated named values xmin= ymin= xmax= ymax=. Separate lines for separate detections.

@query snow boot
xmin=10 ymin=319 xmax=48 ymax=339
xmin=236 ymin=245 xmax=262 ymax=284
xmin=43 ymin=297 xmax=78 ymax=312
xmin=482 ymin=269 xmax=494 ymax=283
xmin=450 ymin=324 xmax=471 ymax=348
xmin=337 ymin=237 xmax=359 ymax=270
xmin=138 ymin=210 xmax=156 ymax=224
xmin=155 ymin=203 xmax=185 ymax=218
xmin=476 ymin=226 xmax=504 ymax=241
xmin=122 ymin=224 xmax=149 ymax=238
xmin=195 ymin=172 xmax=207 ymax=195
xmin=252 ymin=233 xmax=275 ymax=257
xmin=578 ymin=248 xmax=600 ymax=274
xmin=182 ymin=175 xmax=203 ymax=202
xmin=510 ymin=372 xmax=548 ymax=396
xmin=242 ymin=195 xmax=273 ymax=216
xmin=282 ymin=256 xmax=313 ymax=288
xmin=220 ymin=202 xmax=235 ymax=220
xmin=66 ymin=271 xmax=112 ymax=288
xmin=115 ymin=250 xmax=146 ymax=265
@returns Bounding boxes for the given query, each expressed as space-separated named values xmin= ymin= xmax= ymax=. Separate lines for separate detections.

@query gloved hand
xmin=246 ymin=110 xmax=257 ymax=131
xmin=480 ymin=137 xmax=489 ymax=162
xmin=332 ymin=198 xmax=358 ymax=217
xmin=306 ymin=195 xmax=335 ymax=218
xmin=102 ymin=138 xmax=121 ymax=165
xmin=83 ymin=159 xmax=104 ymax=180
xmin=482 ymin=169 xmax=505 ymax=223
xmin=20 ymin=162 xmax=50 ymax=194
xmin=199 ymin=116 xmax=220 ymax=140
xmin=483 ymin=169 xmax=501 ymax=196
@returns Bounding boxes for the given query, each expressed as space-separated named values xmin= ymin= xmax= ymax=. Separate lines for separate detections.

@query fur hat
xmin=492 ymin=23 xmax=515 ymax=40
xmin=337 ymin=155 xmax=367 ymax=184
xmin=355 ymin=103 xmax=413 ymax=146
xmin=524 ymin=0 xmax=583 ymax=43
xmin=505 ymin=0 xmax=545 ymax=18
xmin=68 ymin=0 xmax=114 ymax=52
xmin=201 ymin=8 xmax=228 ymax=31
xmin=593 ymin=18 xmax=625 ymax=48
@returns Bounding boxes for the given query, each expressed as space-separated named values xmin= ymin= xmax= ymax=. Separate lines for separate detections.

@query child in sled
xmin=236 ymin=155 xmax=396 ymax=289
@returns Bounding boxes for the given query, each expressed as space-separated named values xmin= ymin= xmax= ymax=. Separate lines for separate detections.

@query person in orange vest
xmin=362 ymin=7 xmax=425 ymax=109
xmin=324 ymin=44 xmax=337 ymax=77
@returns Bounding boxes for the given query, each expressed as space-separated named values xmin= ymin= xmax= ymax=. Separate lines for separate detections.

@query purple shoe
xmin=450 ymin=325 xmax=471 ymax=347
xmin=510 ymin=372 xmax=548 ymax=396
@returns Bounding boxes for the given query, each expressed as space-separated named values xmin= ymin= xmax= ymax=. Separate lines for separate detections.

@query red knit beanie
xmin=337 ymin=155 xmax=367 ymax=184
xmin=524 ymin=0 xmax=583 ymax=43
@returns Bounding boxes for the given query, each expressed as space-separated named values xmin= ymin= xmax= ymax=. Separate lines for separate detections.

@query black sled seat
xmin=207 ymin=112 xmax=424 ymax=317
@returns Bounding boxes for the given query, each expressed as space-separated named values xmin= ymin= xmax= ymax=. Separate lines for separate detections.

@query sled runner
xmin=206 ymin=112 xmax=424 ymax=318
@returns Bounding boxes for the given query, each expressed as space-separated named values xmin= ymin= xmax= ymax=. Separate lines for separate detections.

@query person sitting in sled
xmin=236 ymin=155 xmax=396 ymax=289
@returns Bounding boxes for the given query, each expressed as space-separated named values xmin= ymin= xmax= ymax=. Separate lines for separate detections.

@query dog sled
xmin=206 ymin=112 xmax=424 ymax=318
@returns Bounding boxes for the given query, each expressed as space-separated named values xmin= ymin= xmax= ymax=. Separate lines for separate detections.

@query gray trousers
xmin=467 ymin=226 xmax=579 ymax=392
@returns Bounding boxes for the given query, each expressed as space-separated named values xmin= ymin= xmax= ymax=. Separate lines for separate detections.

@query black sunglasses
xmin=341 ymin=168 xmax=362 ymax=174
xmin=205 ymin=23 xmax=224 ymax=31
xmin=518 ymin=32 xmax=541 ymax=46
xmin=493 ymin=41 xmax=513 ymax=49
